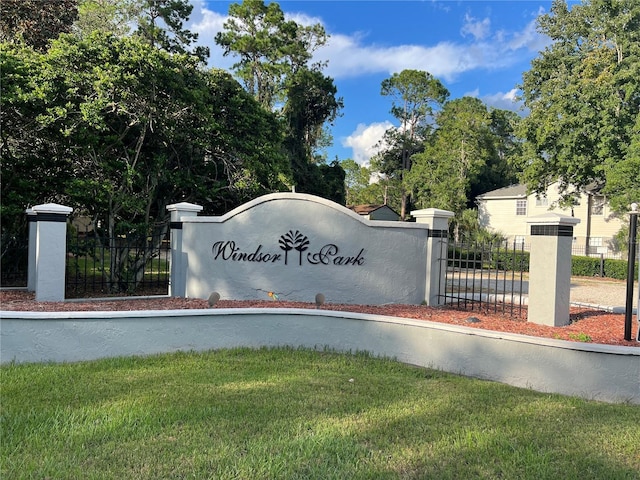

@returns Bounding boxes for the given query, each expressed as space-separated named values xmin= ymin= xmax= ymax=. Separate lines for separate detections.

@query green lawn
xmin=2 ymin=347 xmax=639 ymax=479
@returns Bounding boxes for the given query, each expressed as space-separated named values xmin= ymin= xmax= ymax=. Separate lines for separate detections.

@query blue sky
xmin=187 ymin=1 xmax=571 ymax=165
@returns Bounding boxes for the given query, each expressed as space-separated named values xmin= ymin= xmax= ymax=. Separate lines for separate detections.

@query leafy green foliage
xmin=0 ymin=32 xmax=291 ymax=291
xmin=374 ymin=71 xmax=519 ymax=222
xmin=452 ymin=209 xmax=509 ymax=244
xmin=572 ymin=256 xmax=604 ymax=277
xmin=283 ymin=68 xmax=344 ymax=200
xmin=284 ymin=68 xmax=342 ymax=161
xmin=409 ymin=97 xmax=492 ymax=213
xmin=75 ymin=0 xmax=135 ymax=38
xmin=342 ymin=159 xmax=403 ymax=212
xmin=216 ymin=1 xmax=343 ymax=202
xmin=374 ymin=69 xmax=450 ymax=219
xmin=0 ymin=42 xmax=72 ymax=249
xmin=215 ymin=0 xmax=327 ymax=111
xmin=448 ymin=243 xmax=530 ymax=272
xmin=408 ymin=97 xmax=519 ymax=235
xmin=317 ymin=161 xmax=346 ymax=205
xmin=470 ymin=109 xmax=521 ymax=201
xmin=0 ymin=0 xmax=78 ymax=50
xmin=74 ymin=0 xmax=209 ymax=61
xmin=517 ymin=0 xmax=640 ymax=212
xmin=134 ymin=0 xmax=209 ymax=61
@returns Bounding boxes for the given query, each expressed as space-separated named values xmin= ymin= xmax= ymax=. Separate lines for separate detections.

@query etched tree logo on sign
xmin=279 ymin=230 xmax=309 ymax=265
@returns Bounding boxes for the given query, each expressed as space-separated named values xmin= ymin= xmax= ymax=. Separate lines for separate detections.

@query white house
xmin=476 ymin=182 xmax=624 ymax=255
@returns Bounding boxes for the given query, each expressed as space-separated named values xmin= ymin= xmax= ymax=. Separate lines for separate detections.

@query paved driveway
xmin=446 ymin=272 xmax=638 ymax=312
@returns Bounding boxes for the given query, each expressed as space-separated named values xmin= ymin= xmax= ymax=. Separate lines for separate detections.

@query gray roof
xmin=348 ymin=204 xmax=399 ymax=215
xmin=476 ymin=184 xmax=527 ymax=199
xmin=477 ymin=182 xmax=604 ymax=201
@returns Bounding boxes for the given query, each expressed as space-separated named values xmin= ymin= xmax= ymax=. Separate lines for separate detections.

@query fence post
xmin=411 ymin=208 xmax=454 ymax=306
xmin=25 ymin=208 xmax=37 ymax=292
xmin=31 ymin=203 xmax=73 ymax=301
xmin=526 ymin=213 xmax=580 ymax=326
xmin=166 ymin=202 xmax=203 ymax=297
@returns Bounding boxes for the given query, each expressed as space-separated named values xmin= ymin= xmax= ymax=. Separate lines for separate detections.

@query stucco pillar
xmin=411 ymin=208 xmax=454 ymax=306
xmin=166 ymin=202 xmax=203 ymax=297
xmin=32 ymin=203 xmax=73 ymax=302
xmin=527 ymin=213 xmax=580 ymax=326
xmin=25 ymin=208 xmax=37 ymax=292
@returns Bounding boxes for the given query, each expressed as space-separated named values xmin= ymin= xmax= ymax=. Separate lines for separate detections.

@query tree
xmin=0 ymin=42 xmax=72 ymax=265
xmin=375 ymin=69 xmax=449 ymax=220
xmin=342 ymin=159 xmax=372 ymax=206
xmin=73 ymin=0 xmax=209 ymax=60
xmin=409 ymin=98 xmax=492 ymax=213
xmin=317 ymin=161 xmax=346 ymax=205
xmin=216 ymin=0 xmax=344 ymax=202
xmin=517 ymin=0 xmax=640 ymax=212
xmin=134 ymin=0 xmax=209 ymax=61
xmin=342 ymin=160 xmax=403 ymax=212
xmin=0 ymin=0 xmax=78 ymax=50
xmin=283 ymin=68 xmax=342 ymax=163
xmin=1 ymin=32 xmax=289 ymax=292
xmin=215 ymin=0 xmax=327 ymax=110
xmin=283 ymin=67 xmax=344 ymax=201
xmin=407 ymin=97 xmax=519 ymax=239
xmin=469 ymin=109 xmax=521 ymax=202
xmin=603 ymin=104 xmax=640 ymax=213
xmin=74 ymin=0 xmax=137 ymax=38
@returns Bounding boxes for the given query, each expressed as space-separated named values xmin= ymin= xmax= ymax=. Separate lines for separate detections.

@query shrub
xmin=571 ymin=255 xmax=638 ymax=280
xmin=604 ymin=258 xmax=638 ymax=280
xmin=571 ymin=256 xmax=602 ymax=277
xmin=448 ymin=246 xmax=482 ymax=268
xmin=488 ymin=249 xmax=530 ymax=272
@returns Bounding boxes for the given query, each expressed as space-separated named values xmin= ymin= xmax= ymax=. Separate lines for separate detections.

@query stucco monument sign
xmin=167 ymin=193 xmax=452 ymax=305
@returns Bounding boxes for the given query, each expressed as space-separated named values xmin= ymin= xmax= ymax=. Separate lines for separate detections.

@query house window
xmin=589 ymin=237 xmax=603 ymax=247
xmin=535 ymin=195 xmax=548 ymax=207
xmin=591 ymin=195 xmax=605 ymax=215
xmin=516 ymin=199 xmax=527 ymax=216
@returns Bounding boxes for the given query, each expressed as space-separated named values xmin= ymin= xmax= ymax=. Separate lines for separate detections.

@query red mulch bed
xmin=1 ymin=291 xmax=638 ymax=347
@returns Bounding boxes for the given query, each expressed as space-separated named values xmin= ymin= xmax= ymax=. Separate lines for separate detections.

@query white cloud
xmin=461 ymin=14 xmax=491 ymax=41
xmin=189 ymin=1 xmax=549 ymax=85
xmin=286 ymin=11 xmax=324 ymax=28
xmin=315 ymin=17 xmax=549 ymax=83
xmin=190 ymin=0 xmax=225 ymax=32
xmin=464 ymin=88 xmax=481 ymax=98
xmin=188 ymin=1 xmax=239 ymax=70
xmin=486 ymin=88 xmax=518 ymax=108
xmin=508 ymin=17 xmax=549 ymax=52
xmin=318 ymin=37 xmax=491 ymax=82
xmin=480 ymin=88 xmax=524 ymax=112
xmin=342 ymin=122 xmax=393 ymax=166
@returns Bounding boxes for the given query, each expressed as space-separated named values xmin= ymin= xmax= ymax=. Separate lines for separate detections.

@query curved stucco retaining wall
xmin=1 ymin=309 xmax=638 ymax=404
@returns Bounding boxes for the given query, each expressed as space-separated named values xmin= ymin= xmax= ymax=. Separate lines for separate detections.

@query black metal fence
xmin=66 ymin=227 xmax=170 ymax=298
xmin=570 ymin=245 xmax=625 ymax=260
xmin=0 ymin=234 xmax=29 ymax=287
xmin=442 ymin=240 xmax=529 ymax=318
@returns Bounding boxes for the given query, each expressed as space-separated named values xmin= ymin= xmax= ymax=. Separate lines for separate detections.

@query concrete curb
xmin=2 ymin=308 xmax=638 ymax=404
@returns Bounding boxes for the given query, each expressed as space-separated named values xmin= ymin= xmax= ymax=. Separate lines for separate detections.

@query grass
xmin=2 ymin=347 xmax=639 ymax=479
xmin=67 ymin=254 xmax=169 ymax=275
xmin=567 ymin=332 xmax=593 ymax=342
